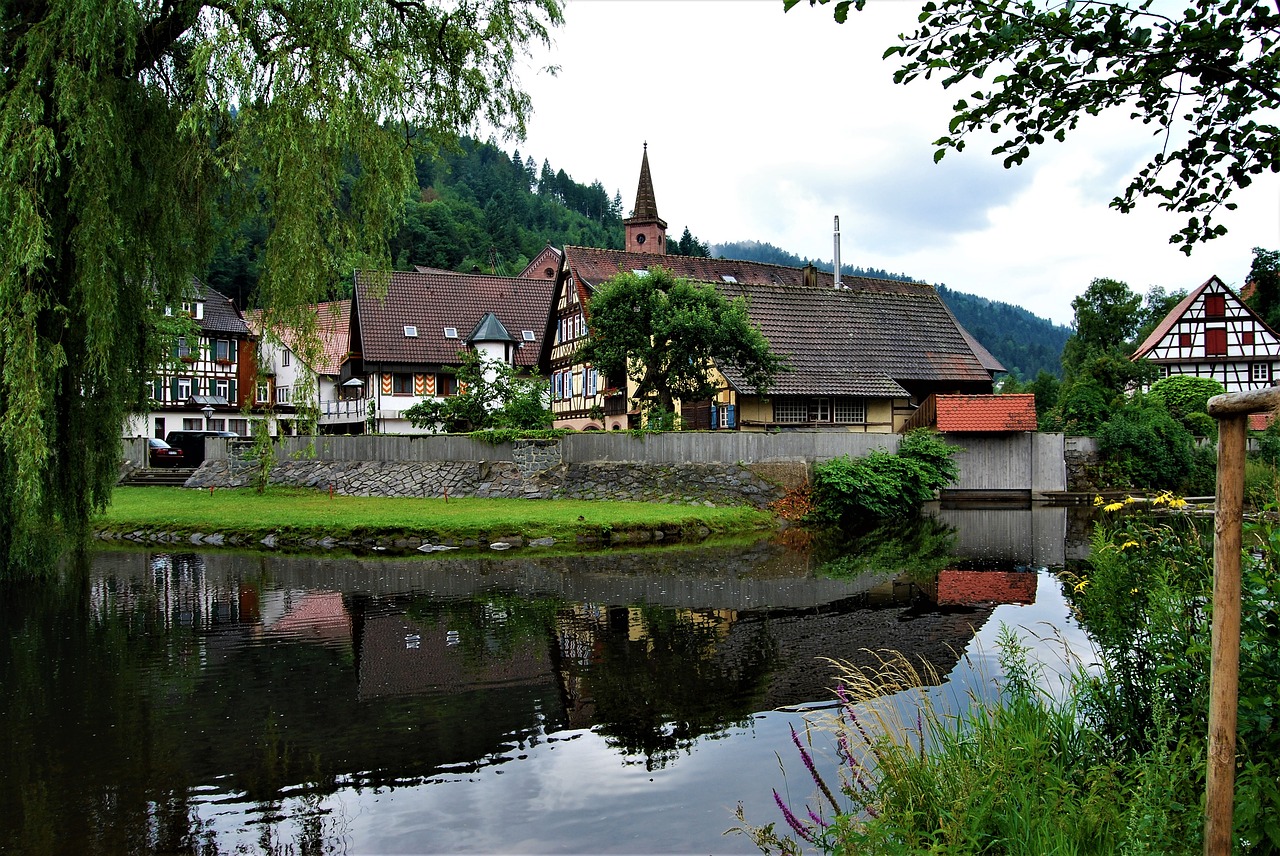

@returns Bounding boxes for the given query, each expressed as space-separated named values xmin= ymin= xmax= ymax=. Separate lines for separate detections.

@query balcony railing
xmin=319 ymin=398 xmax=370 ymax=423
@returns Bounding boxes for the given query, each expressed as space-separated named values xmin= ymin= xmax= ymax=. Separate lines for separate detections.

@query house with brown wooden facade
xmin=124 ymin=280 xmax=255 ymax=439
xmin=539 ymin=146 xmax=1002 ymax=432
xmin=1131 ymin=275 xmax=1280 ymax=392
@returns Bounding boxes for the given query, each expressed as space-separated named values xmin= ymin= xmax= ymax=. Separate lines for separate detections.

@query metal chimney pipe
xmin=833 ymin=215 xmax=842 ymax=289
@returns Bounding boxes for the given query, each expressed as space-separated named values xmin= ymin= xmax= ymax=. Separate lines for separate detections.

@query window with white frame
xmin=773 ymin=400 xmax=808 ymax=422
xmin=588 ymin=368 xmax=598 ymax=396
xmin=717 ymin=404 xmax=736 ymax=428
xmin=282 ymin=348 xmax=291 ymax=367
xmin=177 ymin=377 xmax=192 ymax=400
xmin=834 ymin=399 xmax=867 ymax=423
xmin=1253 ymin=362 xmax=1271 ymax=383
xmin=811 ymin=398 xmax=830 ymax=422
xmin=256 ymin=381 xmax=269 ymax=403
xmin=275 ymin=386 xmax=292 ymax=404
xmin=215 ymin=379 xmax=229 ymax=400
xmin=215 ymin=339 xmax=231 ymax=361
xmin=177 ymin=336 xmax=191 ymax=358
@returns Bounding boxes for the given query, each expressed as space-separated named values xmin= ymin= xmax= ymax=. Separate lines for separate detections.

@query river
xmin=0 ymin=504 xmax=1095 ymax=854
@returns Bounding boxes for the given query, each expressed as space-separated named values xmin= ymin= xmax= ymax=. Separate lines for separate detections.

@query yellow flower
xmin=1104 ymin=501 xmax=1125 ymax=512
xmin=1152 ymin=491 xmax=1170 ymax=507
xmin=1130 ymin=587 xmax=1141 ymax=595
xmin=1093 ymin=495 xmax=1104 ymax=507
xmin=1073 ymin=579 xmax=1091 ymax=593
xmin=1120 ymin=540 xmax=1140 ymax=550
xmin=1169 ymin=497 xmax=1189 ymax=509
xmin=1124 ymin=495 xmax=1136 ymax=505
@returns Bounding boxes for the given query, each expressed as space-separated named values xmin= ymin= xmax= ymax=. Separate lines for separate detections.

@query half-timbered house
xmin=1131 ymin=275 xmax=1280 ymax=391
xmin=124 ymin=280 xmax=255 ymax=439
xmin=343 ymin=269 xmax=555 ymax=433
xmin=539 ymin=147 xmax=1001 ymax=432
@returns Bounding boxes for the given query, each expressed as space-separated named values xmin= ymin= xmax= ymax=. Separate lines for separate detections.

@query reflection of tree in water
xmin=579 ymin=604 xmax=777 ymax=770
xmin=813 ymin=516 xmax=957 ymax=585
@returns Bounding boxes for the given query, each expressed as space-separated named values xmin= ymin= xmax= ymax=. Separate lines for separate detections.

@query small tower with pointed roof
xmin=624 ymin=143 xmax=667 ymax=255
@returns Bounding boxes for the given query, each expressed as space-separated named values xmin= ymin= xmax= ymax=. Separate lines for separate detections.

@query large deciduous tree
xmin=790 ymin=0 xmax=1280 ymax=251
xmin=0 ymin=0 xmax=561 ymax=573
xmin=575 ymin=267 xmax=783 ymax=420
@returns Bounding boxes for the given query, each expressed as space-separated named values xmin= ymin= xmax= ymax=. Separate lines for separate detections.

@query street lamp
xmin=201 ymin=404 xmax=214 ymax=430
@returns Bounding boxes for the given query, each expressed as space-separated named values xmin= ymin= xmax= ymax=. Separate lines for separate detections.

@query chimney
xmin=833 ymin=215 xmax=842 ymax=289
xmin=803 ymin=263 xmax=817 ymax=289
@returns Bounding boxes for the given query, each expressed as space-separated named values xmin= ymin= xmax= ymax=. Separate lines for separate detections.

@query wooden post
xmin=1204 ymin=388 xmax=1280 ymax=855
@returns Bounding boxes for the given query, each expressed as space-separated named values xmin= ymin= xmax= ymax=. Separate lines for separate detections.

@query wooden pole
xmin=1203 ymin=388 xmax=1280 ymax=855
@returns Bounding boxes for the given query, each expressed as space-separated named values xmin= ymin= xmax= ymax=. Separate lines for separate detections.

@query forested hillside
xmin=206 ymin=135 xmax=1067 ymax=377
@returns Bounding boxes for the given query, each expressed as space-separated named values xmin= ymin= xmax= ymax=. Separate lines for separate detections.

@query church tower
xmin=624 ymin=143 xmax=667 ymax=255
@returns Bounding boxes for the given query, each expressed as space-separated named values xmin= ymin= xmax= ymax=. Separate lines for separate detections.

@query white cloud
xmin=512 ymin=0 xmax=1280 ymax=326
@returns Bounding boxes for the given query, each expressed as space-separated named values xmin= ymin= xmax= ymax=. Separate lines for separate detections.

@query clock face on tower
xmin=636 ymin=233 xmax=646 ymax=245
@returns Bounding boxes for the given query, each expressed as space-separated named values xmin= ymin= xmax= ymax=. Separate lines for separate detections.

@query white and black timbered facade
xmin=1132 ymin=276 xmax=1280 ymax=392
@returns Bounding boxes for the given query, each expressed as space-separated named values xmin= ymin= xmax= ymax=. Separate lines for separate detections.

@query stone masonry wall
xmin=186 ymin=438 xmax=805 ymax=508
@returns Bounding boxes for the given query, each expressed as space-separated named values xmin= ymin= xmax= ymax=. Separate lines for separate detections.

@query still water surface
xmin=1 ymin=506 xmax=1093 ymax=854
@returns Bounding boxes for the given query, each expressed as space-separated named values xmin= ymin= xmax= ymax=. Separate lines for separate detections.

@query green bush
xmin=1097 ymin=403 xmax=1194 ymax=490
xmin=1181 ymin=410 xmax=1217 ymax=440
xmin=1054 ymin=377 xmax=1111 ymax=433
xmin=809 ymin=430 xmax=958 ymax=526
xmin=1147 ymin=375 xmax=1226 ymax=420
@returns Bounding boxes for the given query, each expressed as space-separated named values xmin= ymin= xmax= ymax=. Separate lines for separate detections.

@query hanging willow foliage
xmin=0 ymin=0 xmax=562 ymax=574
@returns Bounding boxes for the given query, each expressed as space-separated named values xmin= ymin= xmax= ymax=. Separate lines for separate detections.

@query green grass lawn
xmin=99 ymin=486 xmax=776 ymax=542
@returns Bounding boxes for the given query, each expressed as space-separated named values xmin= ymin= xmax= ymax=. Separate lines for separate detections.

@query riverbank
xmin=94 ymin=486 xmax=779 ymax=552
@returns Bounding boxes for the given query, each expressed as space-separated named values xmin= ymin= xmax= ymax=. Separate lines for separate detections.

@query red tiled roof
xmin=935 ymin=394 xmax=1037 ymax=432
xmin=559 ymin=247 xmax=994 ymax=397
xmin=246 ymin=300 xmax=351 ymax=376
xmin=353 ymin=269 xmax=555 ymax=368
xmin=1250 ymin=411 xmax=1275 ymax=432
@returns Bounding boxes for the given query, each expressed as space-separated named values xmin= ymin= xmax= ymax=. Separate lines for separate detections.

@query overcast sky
xmin=508 ymin=0 xmax=1280 ymax=327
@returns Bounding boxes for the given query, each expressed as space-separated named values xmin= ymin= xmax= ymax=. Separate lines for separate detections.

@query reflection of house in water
xmin=932 ymin=505 xmax=1067 ymax=567
xmin=92 ymin=553 xmax=254 ymax=633
xmin=264 ymin=591 xmax=352 ymax=646
xmin=935 ymin=570 xmax=1037 ymax=606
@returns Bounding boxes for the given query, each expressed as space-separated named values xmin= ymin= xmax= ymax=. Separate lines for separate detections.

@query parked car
xmin=163 ymin=430 xmax=239 ymax=467
xmin=147 ymin=438 xmax=185 ymax=468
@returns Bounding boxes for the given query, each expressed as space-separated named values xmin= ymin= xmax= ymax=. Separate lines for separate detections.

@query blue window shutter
xmin=726 ymin=405 xmax=736 ymax=428
xmin=710 ymin=403 xmax=717 ymax=429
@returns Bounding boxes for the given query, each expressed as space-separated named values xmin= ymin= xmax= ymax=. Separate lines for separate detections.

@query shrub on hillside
xmin=1147 ymin=375 xmax=1226 ymax=420
xmin=809 ymin=430 xmax=958 ymax=527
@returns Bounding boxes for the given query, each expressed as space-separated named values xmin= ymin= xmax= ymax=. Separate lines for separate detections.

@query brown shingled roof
xmin=353 ymin=270 xmax=554 ymax=369
xmin=561 ymin=246 xmax=993 ymax=396
xmin=935 ymin=394 xmax=1037 ymax=432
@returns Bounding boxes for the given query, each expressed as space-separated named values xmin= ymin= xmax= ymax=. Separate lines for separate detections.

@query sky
xmin=508 ymin=0 xmax=1280 ymax=327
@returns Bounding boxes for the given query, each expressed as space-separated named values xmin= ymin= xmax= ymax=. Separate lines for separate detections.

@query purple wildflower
xmin=790 ymin=724 xmax=840 ymax=812
xmin=807 ymin=808 xmax=832 ymax=829
xmin=773 ymin=789 xmax=815 ymax=844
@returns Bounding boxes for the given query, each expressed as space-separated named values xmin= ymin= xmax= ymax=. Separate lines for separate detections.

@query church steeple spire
xmin=624 ymin=142 xmax=667 ymax=255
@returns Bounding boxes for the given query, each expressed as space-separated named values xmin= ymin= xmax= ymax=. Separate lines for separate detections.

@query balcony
xmin=319 ymin=398 xmax=370 ymax=424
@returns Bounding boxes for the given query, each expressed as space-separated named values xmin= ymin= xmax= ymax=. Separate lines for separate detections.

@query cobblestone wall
xmin=187 ymin=444 xmax=804 ymax=508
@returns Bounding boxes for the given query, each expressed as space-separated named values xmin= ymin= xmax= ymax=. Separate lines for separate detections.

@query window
xmin=1205 ymin=294 xmax=1226 ymax=317
xmin=282 ymin=348 xmax=291 ymax=367
xmin=209 ymin=419 xmax=226 ymax=432
xmin=392 ymin=373 xmax=414 ymax=395
xmin=834 ymin=399 xmax=866 ymax=424
xmin=553 ymin=371 xmax=563 ymax=400
xmin=1253 ymin=363 xmax=1271 ymax=383
xmin=275 ymin=386 xmax=292 ymax=404
xmin=403 ymin=325 xmax=418 ymax=337
xmin=522 ymin=330 xmax=536 ymax=341
xmin=177 ymin=377 xmax=192 ymax=400
xmin=1206 ymin=327 xmax=1228 ymax=356
xmin=437 ymin=373 xmax=458 ymax=396
xmin=229 ymin=419 xmax=248 ymax=436
xmin=444 ymin=327 xmax=458 ymax=339
xmin=215 ymin=379 xmax=229 ymax=400
xmin=154 ymin=418 xmax=165 ymax=439
xmin=1159 ymin=365 xmax=1171 ymax=379
xmin=773 ymin=400 xmax=808 ymax=422
xmin=717 ymin=404 xmax=736 ymax=428
xmin=588 ymin=368 xmax=598 ymax=396
xmin=182 ymin=418 xmax=202 ymax=430
xmin=721 ymin=275 xmax=737 ymax=283
xmin=215 ymin=339 xmax=231 ymax=361
xmin=177 ymin=336 xmax=191 ymax=358
xmin=810 ymin=398 xmax=831 ymax=422
xmin=256 ymin=381 xmax=269 ymax=404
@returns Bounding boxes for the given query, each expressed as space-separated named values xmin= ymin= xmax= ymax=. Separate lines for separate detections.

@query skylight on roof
xmin=522 ymin=330 xmax=536 ymax=341
xmin=721 ymin=275 xmax=737 ymax=283
xmin=632 ymin=269 xmax=649 ymax=277
xmin=443 ymin=327 xmax=458 ymax=338
xmin=403 ymin=325 xmax=418 ymax=337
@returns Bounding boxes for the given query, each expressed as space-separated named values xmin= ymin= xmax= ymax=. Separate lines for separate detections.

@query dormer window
xmin=403 ymin=325 xmax=418 ymax=337
xmin=443 ymin=327 xmax=458 ymax=339
xmin=193 ymin=302 xmax=204 ymax=320
xmin=522 ymin=330 xmax=536 ymax=341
